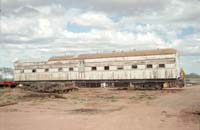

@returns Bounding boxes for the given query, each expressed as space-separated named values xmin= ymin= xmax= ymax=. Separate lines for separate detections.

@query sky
xmin=0 ymin=0 xmax=200 ymax=74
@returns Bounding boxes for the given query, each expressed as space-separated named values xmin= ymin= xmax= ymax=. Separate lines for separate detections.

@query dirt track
xmin=0 ymin=85 xmax=200 ymax=130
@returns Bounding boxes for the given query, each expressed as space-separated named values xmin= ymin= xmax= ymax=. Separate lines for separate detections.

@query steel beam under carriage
xmin=16 ymin=78 xmax=179 ymax=88
xmin=73 ymin=78 xmax=177 ymax=83
xmin=16 ymin=78 xmax=178 ymax=84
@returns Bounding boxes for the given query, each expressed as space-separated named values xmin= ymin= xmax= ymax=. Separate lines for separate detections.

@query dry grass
xmin=0 ymin=88 xmax=19 ymax=106
xmin=0 ymin=87 xmax=174 ymax=111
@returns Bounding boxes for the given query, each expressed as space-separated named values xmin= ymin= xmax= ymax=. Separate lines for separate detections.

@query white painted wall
xmin=14 ymin=54 xmax=178 ymax=81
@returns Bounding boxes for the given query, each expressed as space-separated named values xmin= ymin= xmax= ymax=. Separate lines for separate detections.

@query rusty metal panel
xmin=85 ymin=54 xmax=176 ymax=63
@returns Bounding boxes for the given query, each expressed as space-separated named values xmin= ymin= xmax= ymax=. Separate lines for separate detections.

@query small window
xmin=117 ymin=66 xmax=123 ymax=70
xmin=91 ymin=66 xmax=97 ymax=71
xmin=32 ymin=69 xmax=36 ymax=73
xmin=69 ymin=67 xmax=73 ymax=71
xmin=132 ymin=65 xmax=137 ymax=69
xmin=58 ymin=68 xmax=63 ymax=72
xmin=20 ymin=70 xmax=24 ymax=73
xmin=146 ymin=64 xmax=152 ymax=68
xmin=159 ymin=64 xmax=165 ymax=68
xmin=104 ymin=66 xmax=109 ymax=70
xmin=80 ymin=61 xmax=85 ymax=64
xmin=45 ymin=68 xmax=49 ymax=72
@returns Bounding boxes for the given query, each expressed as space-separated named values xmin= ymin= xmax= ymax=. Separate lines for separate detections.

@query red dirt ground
xmin=0 ymin=85 xmax=200 ymax=130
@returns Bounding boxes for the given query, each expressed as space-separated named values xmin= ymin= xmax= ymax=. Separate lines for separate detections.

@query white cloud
xmin=0 ymin=1 xmax=200 ymax=74
xmin=192 ymin=59 xmax=200 ymax=64
xmin=172 ymin=33 xmax=200 ymax=55
xmin=71 ymin=12 xmax=116 ymax=29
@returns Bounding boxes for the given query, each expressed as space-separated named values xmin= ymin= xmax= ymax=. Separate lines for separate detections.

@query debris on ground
xmin=17 ymin=82 xmax=79 ymax=93
xmin=0 ymin=102 xmax=18 ymax=107
xmin=22 ymin=93 xmax=67 ymax=99
xmin=70 ymin=106 xmax=124 ymax=115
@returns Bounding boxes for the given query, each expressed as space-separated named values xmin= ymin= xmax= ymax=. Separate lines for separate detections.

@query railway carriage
xmin=14 ymin=48 xmax=184 ymax=89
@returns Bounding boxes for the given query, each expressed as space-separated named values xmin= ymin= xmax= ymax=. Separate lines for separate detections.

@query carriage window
xmin=69 ymin=67 xmax=73 ymax=71
xmin=159 ymin=64 xmax=165 ymax=68
xmin=80 ymin=61 xmax=84 ymax=64
xmin=132 ymin=65 xmax=137 ymax=69
xmin=32 ymin=69 xmax=36 ymax=73
xmin=146 ymin=64 xmax=153 ymax=68
xmin=104 ymin=66 xmax=109 ymax=70
xmin=91 ymin=66 xmax=97 ymax=71
xmin=117 ymin=66 xmax=123 ymax=70
xmin=58 ymin=68 xmax=63 ymax=72
xmin=45 ymin=68 xmax=49 ymax=72
xmin=20 ymin=70 xmax=24 ymax=73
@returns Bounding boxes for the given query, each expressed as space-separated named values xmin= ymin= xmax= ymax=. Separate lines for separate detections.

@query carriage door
xmin=78 ymin=60 xmax=85 ymax=80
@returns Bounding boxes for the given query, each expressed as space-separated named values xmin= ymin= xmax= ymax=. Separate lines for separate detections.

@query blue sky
xmin=0 ymin=0 xmax=200 ymax=74
xmin=67 ymin=23 xmax=91 ymax=33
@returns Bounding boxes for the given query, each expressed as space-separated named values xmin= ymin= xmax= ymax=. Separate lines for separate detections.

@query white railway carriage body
xmin=14 ymin=48 xmax=182 ymax=89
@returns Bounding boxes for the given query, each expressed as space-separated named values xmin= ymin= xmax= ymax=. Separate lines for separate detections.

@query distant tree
xmin=185 ymin=73 xmax=200 ymax=78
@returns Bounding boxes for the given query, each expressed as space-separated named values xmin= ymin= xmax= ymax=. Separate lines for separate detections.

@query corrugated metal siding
xmin=14 ymin=54 xmax=178 ymax=81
